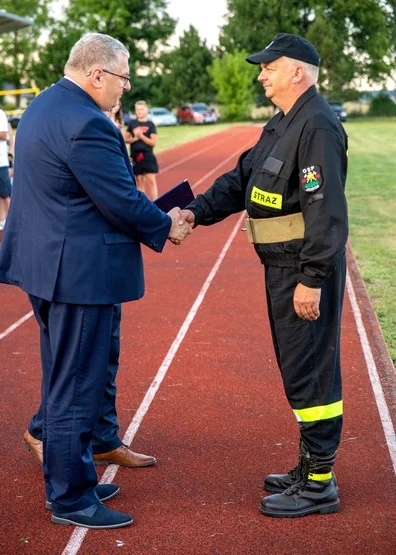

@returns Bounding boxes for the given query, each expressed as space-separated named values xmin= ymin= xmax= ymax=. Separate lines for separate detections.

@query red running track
xmin=0 ymin=126 xmax=395 ymax=555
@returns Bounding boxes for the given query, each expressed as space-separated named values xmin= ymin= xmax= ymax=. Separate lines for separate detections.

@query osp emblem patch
xmin=300 ymin=165 xmax=322 ymax=193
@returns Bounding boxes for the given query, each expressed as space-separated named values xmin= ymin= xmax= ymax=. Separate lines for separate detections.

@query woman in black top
xmin=124 ymin=100 xmax=159 ymax=200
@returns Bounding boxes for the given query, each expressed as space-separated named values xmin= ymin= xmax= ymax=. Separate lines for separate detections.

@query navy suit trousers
xmin=28 ymin=304 xmax=123 ymax=454
xmin=29 ymin=295 xmax=114 ymax=513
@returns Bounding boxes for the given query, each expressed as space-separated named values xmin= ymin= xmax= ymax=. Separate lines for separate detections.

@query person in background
xmin=124 ymin=100 xmax=159 ymax=200
xmin=0 ymin=106 xmax=12 ymax=231
xmin=107 ymin=99 xmax=124 ymax=130
xmin=7 ymin=121 xmax=14 ymax=180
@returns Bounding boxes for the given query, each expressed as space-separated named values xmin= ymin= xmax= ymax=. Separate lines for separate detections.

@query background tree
xmin=33 ymin=0 xmax=176 ymax=89
xmin=33 ymin=26 xmax=84 ymax=89
xmin=0 ymin=0 xmax=51 ymax=98
xmin=156 ymin=26 xmax=215 ymax=107
xmin=219 ymin=0 xmax=395 ymax=98
xmin=210 ymin=50 xmax=256 ymax=121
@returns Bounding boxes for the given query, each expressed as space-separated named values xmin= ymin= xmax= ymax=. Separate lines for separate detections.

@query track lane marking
xmin=61 ymin=212 xmax=246 ymax=555
xmin=159 ymin=126 xmax=248 ymax=173
xmin=191 ymin=139 xmax=253 ymax=190
xmin=0 ymin=310 xmax=33 ymax=340
xmin=346 ymin=272 xmax=396 ymax=474
xmin=159 ymin=136 xmax=229 ymax=173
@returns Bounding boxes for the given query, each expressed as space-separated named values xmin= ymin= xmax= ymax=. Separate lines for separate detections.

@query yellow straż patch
xmin=250 ymin=186 xmax=282 ymax=209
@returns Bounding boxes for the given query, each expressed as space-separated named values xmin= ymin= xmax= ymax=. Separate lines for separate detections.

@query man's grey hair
xmin=302 ymin=61 xmax=319 ymax=83
xmin=286 ymin=57 xmax=319 ymax=83
xmin=64 ymin=33 xmax=129 ymax=74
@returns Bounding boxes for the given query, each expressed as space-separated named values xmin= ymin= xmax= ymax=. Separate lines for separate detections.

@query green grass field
xmin=155 ymin=118 xmax=396 ymax=365
xmin=344 ymin=118 xmax=396 ymax=364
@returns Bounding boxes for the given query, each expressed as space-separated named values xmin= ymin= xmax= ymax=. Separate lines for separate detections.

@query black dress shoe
xmin=46 ymin=484 xmax=120 ymax=510
xmin=51 ymin=502 xmax=133 ymax=529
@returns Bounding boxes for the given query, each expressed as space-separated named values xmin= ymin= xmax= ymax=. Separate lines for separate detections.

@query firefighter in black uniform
xmin=181 ymin=33 xmax=348 ymax=518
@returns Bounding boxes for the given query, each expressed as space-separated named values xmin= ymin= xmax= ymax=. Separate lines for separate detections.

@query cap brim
xmin=246 ymin=50 xmax=283 ymax=65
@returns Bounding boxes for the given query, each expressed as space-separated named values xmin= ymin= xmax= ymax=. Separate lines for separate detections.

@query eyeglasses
xmin=86 ymin=68 xmax=130 ymax=87
xmin=103 ymin=69 xmax=130 ymax=86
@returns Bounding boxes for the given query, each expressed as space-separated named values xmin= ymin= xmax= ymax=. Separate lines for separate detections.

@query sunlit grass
xmin=344 ymin=118 xmax=396 ymax=363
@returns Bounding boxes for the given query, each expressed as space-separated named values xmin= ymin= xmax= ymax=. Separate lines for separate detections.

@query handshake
xmin=167 ymin=207 xmax=195 ymax=246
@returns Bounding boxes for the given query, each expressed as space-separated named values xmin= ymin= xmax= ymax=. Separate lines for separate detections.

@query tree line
xmin=0 ymin=0 xmax=395 ymax=120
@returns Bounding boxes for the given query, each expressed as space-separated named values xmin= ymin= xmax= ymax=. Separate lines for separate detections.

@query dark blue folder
xmin=154 ymin=179 xmax=195 ymax=212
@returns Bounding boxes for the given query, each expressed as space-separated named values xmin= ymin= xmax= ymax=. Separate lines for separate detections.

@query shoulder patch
xmin=299 ymin=165 xmax=322 ymax=193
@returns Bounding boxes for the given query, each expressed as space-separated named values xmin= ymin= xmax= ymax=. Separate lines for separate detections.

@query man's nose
xmin=124 ymin=81 xmax=131 ymax=92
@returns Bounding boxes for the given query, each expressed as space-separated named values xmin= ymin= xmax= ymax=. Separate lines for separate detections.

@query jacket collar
xmin=57 ymin=77 xmax=100 ymax=109
xmin=265 ymin=85 xmax=318 ymax=136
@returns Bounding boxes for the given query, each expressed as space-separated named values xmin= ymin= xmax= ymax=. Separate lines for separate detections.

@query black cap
xmin=246 ymin=33 xmax=320 ymax=67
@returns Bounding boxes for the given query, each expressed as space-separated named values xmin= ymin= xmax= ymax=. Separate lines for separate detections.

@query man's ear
xmin=88 ymin=68 xmax=103 ymax=89
xmin=292 ymin=65 xmax=304 ymax=84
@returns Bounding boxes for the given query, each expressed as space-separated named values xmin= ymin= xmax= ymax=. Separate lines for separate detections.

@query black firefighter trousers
xmin=264 ymin=253 xmax=346 ymax=455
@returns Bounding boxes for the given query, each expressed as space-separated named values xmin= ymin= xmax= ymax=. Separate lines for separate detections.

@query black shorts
xmin=0 ymin=166 xmax=11 ymax=198
xmin=131 ymin=152 xmax=159 ymax=175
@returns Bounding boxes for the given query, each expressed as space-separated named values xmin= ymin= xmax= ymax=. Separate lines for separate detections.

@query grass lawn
xmin=344 ymin=118 xmax=396 ymax=364
xmin=153 ymin=118 xmax=396 ymax=365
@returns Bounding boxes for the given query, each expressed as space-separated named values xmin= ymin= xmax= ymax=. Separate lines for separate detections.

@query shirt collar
xmin=64 ymin=76 xmax=84 ymax=90
xmin=265 ymin=85 xmax=318 ymax=136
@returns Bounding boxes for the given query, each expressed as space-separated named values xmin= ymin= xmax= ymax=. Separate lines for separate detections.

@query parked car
xmin=328 ymin=102 xmax=347 ymax=122
xmin=177 ymin=103 xmax=218 ymax=124
xmin=148 ymin=107 xmax=177 ymax=127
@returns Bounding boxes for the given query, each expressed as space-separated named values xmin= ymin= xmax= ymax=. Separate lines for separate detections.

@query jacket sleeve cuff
xmin=297 ymin=273 xmax=323 ymax=288
xmin=185 ymin=204 xmax=205 ymax=227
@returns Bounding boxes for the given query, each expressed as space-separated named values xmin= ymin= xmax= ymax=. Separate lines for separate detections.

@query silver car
xmin=149 ymin=107 xmax=178 ymax=126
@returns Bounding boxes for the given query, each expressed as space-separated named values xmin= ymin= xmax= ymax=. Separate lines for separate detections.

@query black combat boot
xmin=263 ymin=440 xmax=337 ymax=493
xmin=260 ymin=442 xmax=340 ymax=518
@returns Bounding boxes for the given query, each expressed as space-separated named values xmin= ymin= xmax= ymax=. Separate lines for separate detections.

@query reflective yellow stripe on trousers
xmin=293 ymin=400 xmax=343 ymax=423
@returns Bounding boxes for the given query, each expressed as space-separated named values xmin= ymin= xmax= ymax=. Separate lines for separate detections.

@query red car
xmin=176 ymin=103 xmax=218 ymax=124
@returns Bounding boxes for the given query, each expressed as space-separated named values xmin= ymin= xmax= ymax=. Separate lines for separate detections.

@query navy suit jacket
xmin=0 ymin=78 xmax=172 ymax=304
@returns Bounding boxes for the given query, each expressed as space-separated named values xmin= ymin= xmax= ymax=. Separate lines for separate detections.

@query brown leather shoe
xmin=23 ymin=429 xmax=43 ymax=465
xmin=93 ymin=445 xmax=156 ymax=468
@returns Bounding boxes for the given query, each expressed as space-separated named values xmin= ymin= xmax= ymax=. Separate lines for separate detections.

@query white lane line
xmin=346 ymin=272 xmax=396 ymax=474
xmin=61 ymin=212 xmax=246 ymax=555
xmin=191 ymin=139 xmax=254 ymax=190
xmin=0 ymin=310 xmax=33 ymax=340
xmin=159 ymin=130 xmax=237 ymax=173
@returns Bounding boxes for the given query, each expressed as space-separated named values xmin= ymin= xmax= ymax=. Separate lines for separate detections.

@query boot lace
xmin=284 ymin=453 xmax=316 ymax=496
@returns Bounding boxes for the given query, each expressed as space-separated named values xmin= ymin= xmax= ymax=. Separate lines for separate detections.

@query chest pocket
xmin=249 ymin=157 xmax=295 ymax=213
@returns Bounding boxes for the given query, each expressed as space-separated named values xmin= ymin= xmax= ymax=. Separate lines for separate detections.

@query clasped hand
xmin=167 ymin=207 xmax=194 ymax=245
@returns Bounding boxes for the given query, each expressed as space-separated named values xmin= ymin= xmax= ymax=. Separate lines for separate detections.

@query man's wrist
xmin=297 ymin=273 xmax=323 ymax=288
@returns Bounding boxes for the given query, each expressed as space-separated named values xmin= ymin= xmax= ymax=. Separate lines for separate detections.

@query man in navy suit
xmin=0 ymin=32 xmax=191 ymax=529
